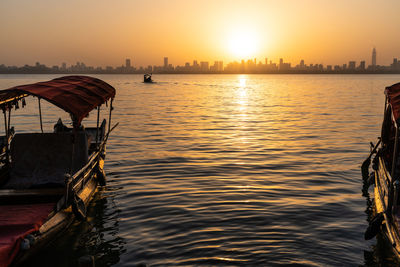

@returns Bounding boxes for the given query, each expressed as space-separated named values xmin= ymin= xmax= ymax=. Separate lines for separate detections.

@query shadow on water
xmin=27 ymin=188 xmax=126 ymax=267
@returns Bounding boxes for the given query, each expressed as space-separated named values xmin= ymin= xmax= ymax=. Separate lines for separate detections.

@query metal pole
xmin=3 ymin=110 xmax=7 ymax=140
xmin=70 ymin=128 xmax=76 ymax=174
xmin=389 ymin=125 xmax=399 ymax=215
xmin=38 ymin=98 xmax=43 ymax=133
xmin=108 ymin=99 xmax=113 ymax=134
xmin=3 ymin=109 xmax=9 ymax=163
xmin=7 ymin=106 xmax=11 ymax=136
xmin=391 ymin=125 xmax=399 ymax=179
xmin=96 ymin=105 xmax=100 ymax=147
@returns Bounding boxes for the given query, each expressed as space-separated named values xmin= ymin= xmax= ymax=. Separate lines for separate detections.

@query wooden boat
xmin=143 ymin=73 xmax=154 ymax=83
xmin=0 ymin=76 xmax=117 ymax=266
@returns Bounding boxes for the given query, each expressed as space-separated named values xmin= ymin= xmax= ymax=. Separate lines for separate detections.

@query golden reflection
xmin=237 ymin=76 xmax=249 ymax=108
xmin=239 ymin=77 xmax=247 ymax=88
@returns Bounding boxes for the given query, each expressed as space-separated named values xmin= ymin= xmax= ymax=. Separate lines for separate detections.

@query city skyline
xmin=2 ymin=48 xmax=400 ymax=74
xmin=1 ymin=46 xmax=399 ymax=70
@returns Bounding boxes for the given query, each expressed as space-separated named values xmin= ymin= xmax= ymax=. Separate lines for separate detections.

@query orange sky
xmin=1 ymin=0 xmax=399 ymax=67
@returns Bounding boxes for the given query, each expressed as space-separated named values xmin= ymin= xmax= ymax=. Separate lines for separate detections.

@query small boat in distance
xmin=143 ymin=73 xmax=154 ymax=83
xmin=362 ymin=82 xmax=400 ymax=258
xmin=0 ymin=76 xmax=118 ymax=266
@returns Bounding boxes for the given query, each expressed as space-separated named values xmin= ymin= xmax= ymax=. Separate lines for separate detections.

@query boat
xmin=143 ymin=73 xmax=154 ymax=83
xmin=0 ymin=75 xmax=117 ymax=266
xmin=362 ymin=82 xmax=400 ymax=256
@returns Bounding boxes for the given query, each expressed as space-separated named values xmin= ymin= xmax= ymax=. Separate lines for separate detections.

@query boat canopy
xmin=386 ymin=82 xmax=400 ymax=123
xmin=0 ymin=76 xmax=116 ymax=125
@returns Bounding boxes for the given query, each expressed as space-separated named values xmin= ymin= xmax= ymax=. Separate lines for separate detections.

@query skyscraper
xmin=164 ymin=57 xmax=168 ymax=68
xmin=126 ymin=58 xmax=131 ymax=68
xmin=372 ymin=47 xmax=376 ymax=66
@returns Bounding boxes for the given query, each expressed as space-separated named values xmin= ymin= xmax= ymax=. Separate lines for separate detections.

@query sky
xmin=1 ymin=0 xmax=400 ymax=67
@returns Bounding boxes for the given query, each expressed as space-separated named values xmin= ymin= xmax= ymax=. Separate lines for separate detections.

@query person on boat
xmin=144 ymin=73 xmax=153 ymax=83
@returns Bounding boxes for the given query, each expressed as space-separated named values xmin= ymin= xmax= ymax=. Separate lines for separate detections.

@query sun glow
xmin=227 ymin=28 xmax=260 ymax=59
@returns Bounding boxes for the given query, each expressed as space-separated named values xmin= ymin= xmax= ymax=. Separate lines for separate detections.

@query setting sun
xmin=227 ymin=28 xmax=260 ymax=60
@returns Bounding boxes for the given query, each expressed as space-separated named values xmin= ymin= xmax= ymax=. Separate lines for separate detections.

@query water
xmin=1 ymin=74 xmax=400 ymax=266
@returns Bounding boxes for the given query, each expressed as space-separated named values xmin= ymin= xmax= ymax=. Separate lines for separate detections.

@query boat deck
xmin=0 ymin=202 xmax=56 ymax=266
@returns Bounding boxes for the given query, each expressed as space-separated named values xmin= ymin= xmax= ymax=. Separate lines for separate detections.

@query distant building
xmin=217 ymin=61 xmax=223 ymax=71
xmin=164 ymin=57 xmax=168 ymax=68
xmin=192 ymin=60 xmax=199 ymax=71
xmin=278 ymin=58 xmax=290 ymax=71
xmin=200 ymin=61 xmax=209 ymax=72
xmin=392 ymin=58 xmax=399 ymax=70
xmin=372 ymin=47 xmax=377 ymax=66
xmin=126 ymin=58 xmax=131 ymax=68
xmin=210 ymin=61 xmax=223 ymax=72
xmin=348 ymin=61 xmax=356 ymax=70
xmin=210 ymin=61 xmax=218 ymax=72
xmin=359 ymin=61 xmax=365 ymax=70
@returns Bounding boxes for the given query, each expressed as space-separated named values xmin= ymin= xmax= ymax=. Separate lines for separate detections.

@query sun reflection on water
xmin=237 ymin=76 xmax=249 ymax=109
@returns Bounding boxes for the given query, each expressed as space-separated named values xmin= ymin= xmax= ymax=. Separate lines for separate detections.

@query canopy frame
xmin=0 ymin=76 xmax=116 ymax=128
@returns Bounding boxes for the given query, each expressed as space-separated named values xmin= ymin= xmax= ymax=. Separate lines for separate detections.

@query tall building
xmin=359 ymin=61 xmax=365 ymax=70
xmin=126 ymin=58 xmax=131 ymax=68
xmin=218 ymin=61 xmax=223 ymax=71
xmin=299 ymin=59 xmax=305 ymax=70
xmin=200 ymin=61 xmax=209 ymax=72
xmin=372 ymin=47 xmax=376 ymax=66
xmin=164 ymin=57 xmax=168 ymax=68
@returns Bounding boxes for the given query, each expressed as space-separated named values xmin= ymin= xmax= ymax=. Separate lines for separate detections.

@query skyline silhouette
xmin=1 ymin=48 xmax=399 ymax=74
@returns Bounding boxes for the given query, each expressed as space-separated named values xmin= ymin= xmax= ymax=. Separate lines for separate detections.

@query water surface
xmin=1 ymin=74 xmax=400 ymax=266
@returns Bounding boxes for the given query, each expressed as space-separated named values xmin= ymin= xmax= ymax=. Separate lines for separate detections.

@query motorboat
xmin=143 ymin=73 xmax=154 ymax=83
xmin=0 ymin=75 xmax=117 ymax=266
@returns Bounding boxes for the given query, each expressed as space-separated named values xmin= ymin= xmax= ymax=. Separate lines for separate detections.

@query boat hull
xmin=7 ymin=147 xmax=106 ymax=266
xmin=373 ymin=156 xmax=400 ymax=256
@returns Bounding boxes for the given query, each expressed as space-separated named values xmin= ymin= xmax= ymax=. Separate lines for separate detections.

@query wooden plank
xmin=39 ymin=211 xmax=70 ymax=234
xmin=0 ymin=188 xmax=64 ymax=197
xmin=0 ymin=188 xmax=64 ymax=205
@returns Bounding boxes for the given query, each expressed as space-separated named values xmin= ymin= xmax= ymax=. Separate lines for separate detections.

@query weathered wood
xmin=0 ymin=188 xmax=64 ymax=204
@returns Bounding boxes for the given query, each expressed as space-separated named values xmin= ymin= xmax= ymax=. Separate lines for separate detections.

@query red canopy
xmin=0 ymin=76 xmax=116 ymax=125
xmin=386 ymin=82 xmax=400 ymax=123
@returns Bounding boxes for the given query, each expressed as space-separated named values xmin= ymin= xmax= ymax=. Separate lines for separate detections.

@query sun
xmin=227 ymin=28 xmax=260 ymax=59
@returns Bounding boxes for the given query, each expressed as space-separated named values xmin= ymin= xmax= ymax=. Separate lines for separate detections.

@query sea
xmin=1 ymin=74 xmax=400 ymax=266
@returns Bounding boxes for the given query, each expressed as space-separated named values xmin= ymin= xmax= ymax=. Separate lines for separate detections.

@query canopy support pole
xmin=38 ymin=98 xmax=43 ymax=133
xmin=96 ymin=105 xmax=100 ymax=147
xmin=3 ymin=109 xmax=9 ymax=163
xmin=7 ymin=107 xmax=11 ymax=138
xmin=70 ymin=128 xmax=76 ymax=175
xmin=389 ymin=125 xmax=399 ymax=217
xmin=108 ymin=99 xmax=113 ymax=134
xmin=391 ymin=125 xmax=399 ymax=179
xmin=3 ymin=110 xmax=7 ymax=141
